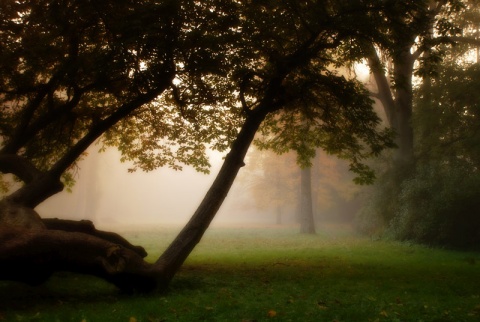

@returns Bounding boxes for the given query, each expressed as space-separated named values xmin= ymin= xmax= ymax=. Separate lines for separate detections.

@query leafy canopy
xmin=1 ymin=0 xmax=396 ymax=193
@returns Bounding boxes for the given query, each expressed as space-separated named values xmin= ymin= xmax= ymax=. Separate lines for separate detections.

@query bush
xmin=356 ymin=161 xmax=480 ymax=250
xmin=355 ymin=165 xmax=411 ymax=238
xmin=390 ymin=162 xmax=480 ymax=249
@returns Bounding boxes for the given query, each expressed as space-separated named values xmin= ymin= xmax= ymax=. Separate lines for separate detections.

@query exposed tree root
xmin=0 ymin=227 xmax=165 ymax=293
xmin=42 ymin=218 xmax=147 ymax=258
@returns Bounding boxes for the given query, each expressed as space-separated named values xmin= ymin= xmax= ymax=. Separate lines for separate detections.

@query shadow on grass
xmin=1 ymin=227 xmax=479 ymax=321
xmin=0 ymin=274 xmax=120 ymax=310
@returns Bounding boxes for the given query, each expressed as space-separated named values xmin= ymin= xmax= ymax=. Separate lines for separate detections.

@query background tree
xmin=386 ymin=45 xmax=480 ymax=248
xmin=356 ymin=0 xmax=480 ymax=248
xmin=311 ymin=150 xmax=361 ymax=223
xmin=299 ymin=166 xmax=315 ymax=234
xmin=238 ymin=149 xmax=299 ymax=225
xmin=240 ymin=147 xmax=360 ymax=229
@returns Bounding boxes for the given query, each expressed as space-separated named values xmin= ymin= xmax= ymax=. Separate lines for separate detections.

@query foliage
xmin=390 ymin=163 xmax=480 ymax=249
xmin=204 ymin=0 xmax=396 ymax=185
xmin=1 ymin=226 xmax=479 ymax=321
xmin=254 ymin=75 xmax=394 ymax=184
xmin=358 ymin=59 xmax=480 ymax=249
xmin=388 ymin=62 xmax=480 ymax=249
xmin=0 ymin=0 xmax=244 ymax=194
xmin=0 ymin=0 xmax=395 ymax=198
xmin=354 ymin=0 xmax=480 ymax=249
xmin=0 ymin=0 xmax=176 ymax=156
xmin=415 ymin=63 xmax=480 ymax=165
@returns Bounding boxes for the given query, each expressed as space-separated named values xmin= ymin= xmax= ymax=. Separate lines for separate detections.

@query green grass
xmin=1 ymin=225 xmax=479 ymax=322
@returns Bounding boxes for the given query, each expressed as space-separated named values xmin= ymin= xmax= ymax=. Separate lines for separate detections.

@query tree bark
xmin=0 ymin=23 xmax=323 ymax=292
xmin=0 ymin=228 xmax=160 ymax=293
xmin=299 ymin=166 xmax=316 ymax=234
xmin=392 ymin=46 xmax=415 ymax=167
xmin=0 ymin=199 xmax=45 ymax=230
xmin=368 ymin=45 xmax=415 ymax=167
xmin=42 ymin=218 xmax=147 ymax=258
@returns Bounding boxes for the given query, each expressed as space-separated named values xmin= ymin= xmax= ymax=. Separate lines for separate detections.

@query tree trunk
xmin=42 ymin=218 xmax=147 ymax=257
xmin=0 ymin=200 xmax=153 ymax=292
xmin=0 ymin=107 xmax=269 ymax=292
xmin=391 ymin=46 xmax=415 ymax=167
xmin=369 ymin=46 xmax=415 ymax=167
xmin=299 ymin=166 xmax=316 ymax=234
xmin=0 ymin=102 xmax=271 ymax=292
xmin=0 ymin=227 xmax=159 ymax=293
xmin=154 ymin=109 xmax=268 ymax=282
xmin=275 ymin=205 xmax=282 ymax=225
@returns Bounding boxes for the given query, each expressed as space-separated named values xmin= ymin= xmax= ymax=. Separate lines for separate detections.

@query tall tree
xmin=1 ymin=0 xmax=394 ymax=292
xmin=356 ymin=1 xmax=480 ymax=245
xmin=356 ymin=0 xmax=468 ymax=167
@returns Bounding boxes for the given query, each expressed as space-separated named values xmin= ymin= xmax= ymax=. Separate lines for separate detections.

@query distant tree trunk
xmin=299 ymin=166 xmax=316 ymax=234
xmin=275 ymin=205 xmax=282 ymax=225
xmin=79 ymin=150 xmax=101 ymax=222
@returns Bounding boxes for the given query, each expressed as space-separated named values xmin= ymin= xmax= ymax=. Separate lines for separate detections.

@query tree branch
xmin=365 ymin=45 xmax=396 ymax=128
xmin=0 ymin=154 xmax=42 ymax=183
xmin=239 ymin=73 xmax=255 ymax=115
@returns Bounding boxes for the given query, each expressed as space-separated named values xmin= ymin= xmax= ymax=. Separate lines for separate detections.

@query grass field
xmin=1 ymin=225 xmax=479 ymax=322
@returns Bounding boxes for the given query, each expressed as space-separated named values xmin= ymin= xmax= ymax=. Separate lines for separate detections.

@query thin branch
xmin=239 ymin=73 xmax=254 ymax=115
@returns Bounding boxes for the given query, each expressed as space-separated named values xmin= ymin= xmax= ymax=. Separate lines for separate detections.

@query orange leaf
xmin=267 ymin=310 xmax=277 ymax=317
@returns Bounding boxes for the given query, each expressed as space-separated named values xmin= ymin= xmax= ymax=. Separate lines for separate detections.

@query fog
xmin=36 ymin=147 xmax=277 ymax=229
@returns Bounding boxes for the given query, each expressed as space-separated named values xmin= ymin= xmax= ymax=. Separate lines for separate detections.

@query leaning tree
xmin=1 ymin=0 xmax=394 ymax=292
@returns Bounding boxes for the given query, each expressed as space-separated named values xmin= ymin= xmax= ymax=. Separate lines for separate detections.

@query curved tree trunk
xmin=0 ymin=227 xmax=159 ymax=293
xmin=154 ymin=109 xmax=268 ymax=282
xmin=0 ymin=23 xmax=318 ymax=292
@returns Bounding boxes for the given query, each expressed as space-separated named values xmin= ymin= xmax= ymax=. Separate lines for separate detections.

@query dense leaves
xmin=357 ymin=50 xmax=480 ymax=249
xmin=0 ymin=0 xmax=180 ymax=191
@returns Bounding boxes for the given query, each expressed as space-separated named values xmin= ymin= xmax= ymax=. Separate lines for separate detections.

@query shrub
xmin=390 ymin=162 xmax=480 ymax=249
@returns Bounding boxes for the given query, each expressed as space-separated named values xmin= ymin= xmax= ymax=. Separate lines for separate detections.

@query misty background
xmin=35 ymin=147 xmax=277 ymax=228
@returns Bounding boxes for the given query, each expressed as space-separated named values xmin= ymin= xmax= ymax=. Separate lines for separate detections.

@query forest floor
xmin=0 ymin=224 xmax=479 ymax=321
